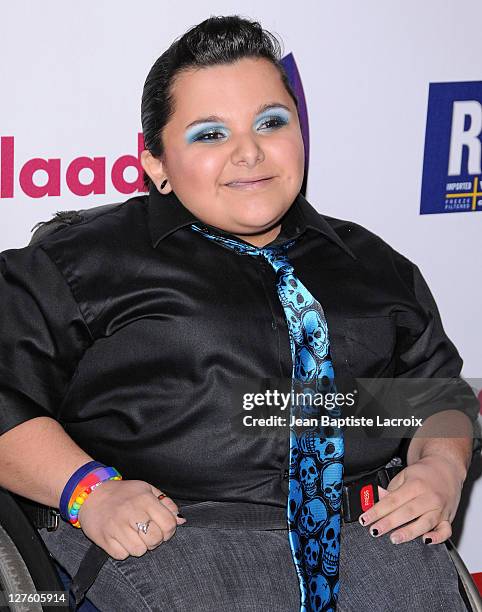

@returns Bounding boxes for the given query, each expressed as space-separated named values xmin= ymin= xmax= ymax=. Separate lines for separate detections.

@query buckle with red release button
xmin=341 ymin=474 xmax=379 ymax=523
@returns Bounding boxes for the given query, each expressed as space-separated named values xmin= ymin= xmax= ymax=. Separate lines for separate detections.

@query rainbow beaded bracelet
xmin=59 ymin=462 xmax=122 ymax=528
xmin=67 ymin=466 xmax=122 ymax=528
xmin=59 ymin=460 xmax=104 ymax=521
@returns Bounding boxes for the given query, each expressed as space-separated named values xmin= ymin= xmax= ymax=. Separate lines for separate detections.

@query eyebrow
xmin=184 ymin=102 xmax=291 ymax=130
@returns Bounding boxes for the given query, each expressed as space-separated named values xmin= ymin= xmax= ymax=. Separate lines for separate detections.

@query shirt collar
xmin=148 ymin=184 xmax=356 ymax=259
xmin=292 ymin=192 xmax=356 ymax=259
xmin=148 ymin=185 xmax=198 ymax=246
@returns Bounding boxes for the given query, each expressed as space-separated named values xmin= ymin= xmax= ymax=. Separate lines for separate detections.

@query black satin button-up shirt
xmin=0 ymin=188 xmax=478 ymax=508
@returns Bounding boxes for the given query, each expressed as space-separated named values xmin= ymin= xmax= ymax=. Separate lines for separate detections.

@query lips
xmin=225 ymin=176 xmax=274 ymax=187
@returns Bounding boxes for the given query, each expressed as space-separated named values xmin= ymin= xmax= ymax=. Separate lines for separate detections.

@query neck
xmin=233 ymin=223 xmax=281 ymax=247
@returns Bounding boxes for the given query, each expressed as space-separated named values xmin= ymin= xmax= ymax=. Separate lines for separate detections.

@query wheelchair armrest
xmin=0 ymin=487 xmax=66 ymax=599
xmin=446 ymin=538 xmax=482 ymax=612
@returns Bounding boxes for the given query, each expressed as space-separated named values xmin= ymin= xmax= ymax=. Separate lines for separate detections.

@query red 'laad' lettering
xmin=66 ymin=157 xmax=105 ymax=196
xmin=0 ymin=136 xmax=14 ymax=198
xmin=20 ymin=158 xmax=61 ymax=197
xmin=0 ymin=133 xmax=148 ymax=199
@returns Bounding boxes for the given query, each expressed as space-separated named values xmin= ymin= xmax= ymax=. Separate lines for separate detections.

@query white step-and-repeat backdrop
xmin=1 ymin=0 xmax=481 ymax=585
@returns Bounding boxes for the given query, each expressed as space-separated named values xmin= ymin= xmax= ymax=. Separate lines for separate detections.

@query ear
xmin=140 ymin=150 xmax=172 ymax=193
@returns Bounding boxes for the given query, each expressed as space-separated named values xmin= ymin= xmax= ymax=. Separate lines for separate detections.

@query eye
xmin=256 ymin=114 xmax=289 ymax=131
xmin=194 ymin=130 xmax=228 ymax=142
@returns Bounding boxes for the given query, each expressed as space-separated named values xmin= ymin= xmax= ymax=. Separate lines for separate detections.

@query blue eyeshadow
xmin=185 ymin=123 xmax=229 ymax=144
xmin=185 ymin=106 xmax=291 ymax=143
xmin=256 ymin=107 xmax=291 ymax=125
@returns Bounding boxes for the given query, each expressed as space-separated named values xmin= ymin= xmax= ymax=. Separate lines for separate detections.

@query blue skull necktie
xmin=191 ymin=224 xmax=344 ymax=612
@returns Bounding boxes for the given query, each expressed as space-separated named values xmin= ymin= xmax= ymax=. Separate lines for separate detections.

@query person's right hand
xmin=76 ymin=479 xmax=187 ymax=560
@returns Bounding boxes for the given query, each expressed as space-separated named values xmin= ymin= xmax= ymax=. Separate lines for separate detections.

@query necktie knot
xmin=259 ymin=247 xmax=294 ymax=274
xmin=191 ymin=224 xmax=295 ymax=273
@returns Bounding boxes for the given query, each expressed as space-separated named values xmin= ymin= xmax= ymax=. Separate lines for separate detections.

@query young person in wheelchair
xmin=0 ymin=14 xmax=479 ymax=612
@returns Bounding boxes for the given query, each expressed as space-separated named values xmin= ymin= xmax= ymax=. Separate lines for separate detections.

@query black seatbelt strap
xmin=69 ymin=542 xmax=109 ymax=609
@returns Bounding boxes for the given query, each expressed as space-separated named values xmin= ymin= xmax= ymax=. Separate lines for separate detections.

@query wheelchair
xmin=0 ymin=487 xmax=96 ymax=612
xmin=0 ymin=487 xmax=481 ymax=612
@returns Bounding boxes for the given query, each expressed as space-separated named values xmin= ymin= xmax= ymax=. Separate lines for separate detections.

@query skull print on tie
xmin=190 ymin=224 xmax=344 ymax=612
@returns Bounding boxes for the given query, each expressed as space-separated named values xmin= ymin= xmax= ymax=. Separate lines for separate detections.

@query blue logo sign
xmin=421 ymin=81 xmax=482 ymax=214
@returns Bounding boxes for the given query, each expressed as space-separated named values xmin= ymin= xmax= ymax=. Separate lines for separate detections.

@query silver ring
xmin=136 ymin=520 xmax=151 ymax=535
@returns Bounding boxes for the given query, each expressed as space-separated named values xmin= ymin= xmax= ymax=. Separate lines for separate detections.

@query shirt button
xmin=283 ymin=469 xmax=289 ymax=479
xmin=271 ymin=320 xmax=277 ymax=330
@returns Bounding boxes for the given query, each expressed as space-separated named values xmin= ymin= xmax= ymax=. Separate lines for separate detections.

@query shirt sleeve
xmin=392 ymin=254 xmax=480 ymax=463
xmin=0 ymin=243 xmax=93 ymax=436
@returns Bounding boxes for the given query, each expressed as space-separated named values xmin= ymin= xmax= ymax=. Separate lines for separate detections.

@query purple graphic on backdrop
xmin=421 ymin=81 xmax=482 ymax=214
xmin=281 ymin=53 xmax=310 ymax=177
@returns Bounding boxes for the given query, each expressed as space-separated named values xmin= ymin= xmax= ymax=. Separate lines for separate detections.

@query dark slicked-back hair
xmin=141 ymin=15 xmax=298 ymax=188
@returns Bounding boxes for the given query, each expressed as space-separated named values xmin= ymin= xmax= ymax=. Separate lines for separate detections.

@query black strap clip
xmin=45 ymin=508 xmax=60 ymax=531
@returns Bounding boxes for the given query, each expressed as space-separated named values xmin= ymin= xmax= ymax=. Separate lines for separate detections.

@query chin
xmin=230 ymin=212 xmax=281 ymax=233
xmin=233 ymin=204 xmax=288 ymax=229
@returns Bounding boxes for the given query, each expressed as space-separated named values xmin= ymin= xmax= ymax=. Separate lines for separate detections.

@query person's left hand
xmin=358 ymin=455 xmax=466 ymax=545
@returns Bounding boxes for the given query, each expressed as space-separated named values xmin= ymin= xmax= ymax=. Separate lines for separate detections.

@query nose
xmin=230 ymin=132 xmax=265 ymax=167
